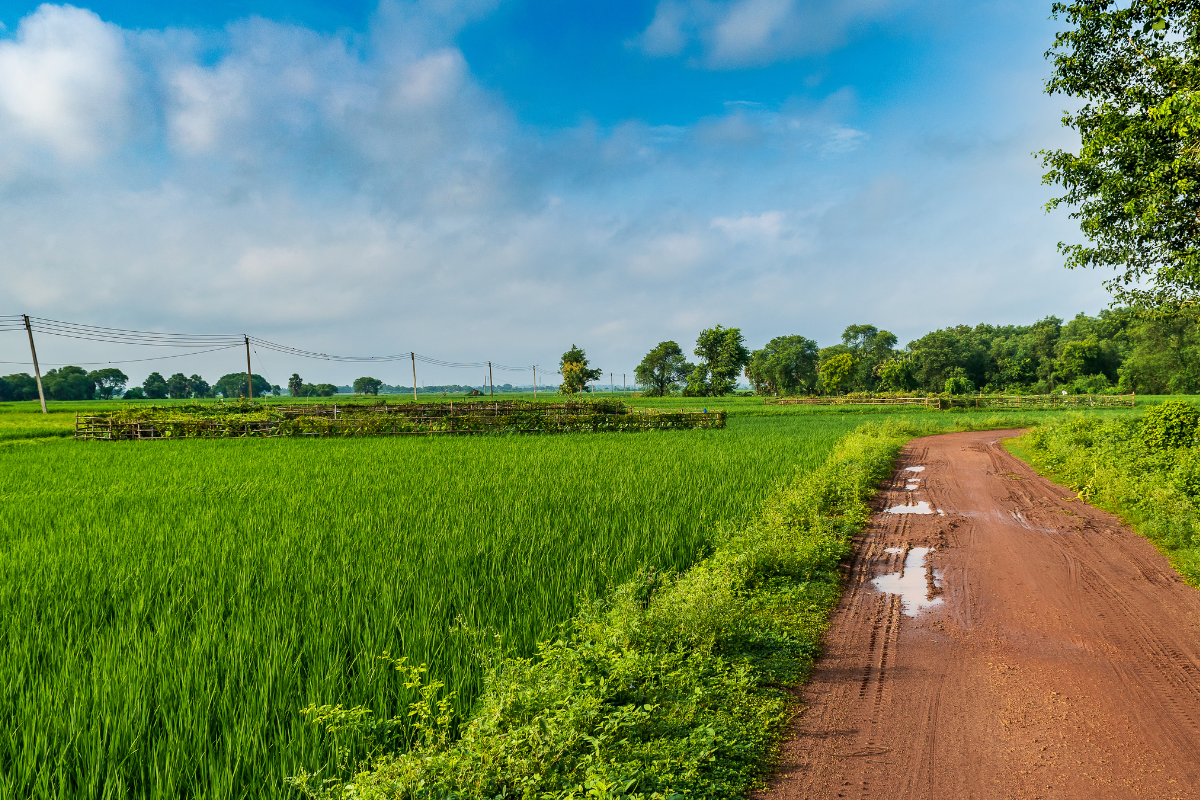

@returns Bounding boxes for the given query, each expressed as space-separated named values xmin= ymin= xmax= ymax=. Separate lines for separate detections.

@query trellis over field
xmin=73 ymin=400 xmax=726 ymax=441
xmin=764 ymin=394 xmax=1137 ymax=410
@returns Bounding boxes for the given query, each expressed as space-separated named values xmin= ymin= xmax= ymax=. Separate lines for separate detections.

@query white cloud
xmin=636 ymin=0 xmax=909 ymax=68
xmin=0 ymin=4 xmax=129 ymax=158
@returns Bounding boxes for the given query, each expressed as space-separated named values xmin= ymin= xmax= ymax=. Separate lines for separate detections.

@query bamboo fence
xmin=74 ymin=400 xmax=726 ymax=441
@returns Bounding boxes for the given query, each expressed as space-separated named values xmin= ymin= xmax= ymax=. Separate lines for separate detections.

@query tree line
xmin=621 ymin=309 xmax=1200 ymax=398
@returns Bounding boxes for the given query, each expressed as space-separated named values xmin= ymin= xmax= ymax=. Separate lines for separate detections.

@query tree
xmin=123 ymin=387 xmax=146 ymax=399
xmin=0 ymin=373 xmax=39 ymax=402
xmin=1042 ymin=1 xmax=1200 ymax=308
xmin=44 ymin=366 xmax=95 ymax=400
xmin=288 ymin=373 xmax=304 ymax=396
xmin=745 ymin=335 xmax=819 ymax=396
xmin=635 ymin=341 xmax=692 ymax=396
xmin=819 ymin=352 xmax=858 ymax=394
xmin=874 ymin=357 xmax=913 ymax=392
xmin=143 ymin=371 xmax=169 ymax=400
xmin=559 ymin=345 xmax=602 ymax=395
xmin=213 ymin=373 xmax=271 ymax=398
xmin=354 ymin=376 xmax=383 ymax=395
xmin=687 ymin=326 xmax=750 ymax=396
xmin=1118 ymin=308 xmax=1200 ymax=393
xmin=166 ymin=372 xmax=191 ymax=399
xmin=88 ymin=368 xmax=128 ymax=400
xmin=188 ymin=375 xmax=212 ymax=398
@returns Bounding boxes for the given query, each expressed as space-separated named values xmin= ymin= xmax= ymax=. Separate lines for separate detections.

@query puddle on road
xmin=904 ymin=466 xmax=926 ymax=473
xmin=885 ymin=500 xmax=934 ymax=514
xmin=872 ymin=547 xmax=943 ymax=616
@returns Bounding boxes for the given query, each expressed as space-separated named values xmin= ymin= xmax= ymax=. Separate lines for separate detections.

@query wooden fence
xmin=74 ymin=400 xmax=726 ymax=441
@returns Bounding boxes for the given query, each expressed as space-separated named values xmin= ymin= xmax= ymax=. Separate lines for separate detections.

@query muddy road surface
xmin=763 ymin=429 xmax=1200 ymax=800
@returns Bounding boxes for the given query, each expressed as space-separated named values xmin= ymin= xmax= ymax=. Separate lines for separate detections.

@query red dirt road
xmin=763 ymin=430 xmax=1200 ymax=800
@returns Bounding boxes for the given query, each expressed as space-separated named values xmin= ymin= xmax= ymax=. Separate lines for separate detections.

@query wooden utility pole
xmin=22 ymin=315 xmax=46 ymax=414
xmin=533 ymin=365 xmax=538 ymax=398
xmin=488 ymin=361 xmax=494 ymax=397
xmin=244 ymin=336 xmax=253 ymax=399
xmin=411 ymin=352 xmax=418 ymax=403
xmin=623 ymin=374 xmax=626 ymax=393
xmin=610 ymin=372 xmax=613 ymax=395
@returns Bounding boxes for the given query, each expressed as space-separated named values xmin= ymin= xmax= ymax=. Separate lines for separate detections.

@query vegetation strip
xmin=291 ymin=422 xmax=917 ymax=799
xmin=73 ymin=400 xmax=726 ymax=440
xmin=1016 ymin=400 xmax=1200 ymax=586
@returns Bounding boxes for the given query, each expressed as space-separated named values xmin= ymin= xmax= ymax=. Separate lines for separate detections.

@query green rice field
xmin=0 ymin=397 xmax=1149 ymax=798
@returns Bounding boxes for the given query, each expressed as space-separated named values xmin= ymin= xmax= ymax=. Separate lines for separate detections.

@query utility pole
xmin=244 ymin=336 xmax=253 ymax=399
xmin=533 ymin=365 xmax=538 ymax=398
xmin=22 ymin=315 xmax=46 ymax=414
xmin=488 ymin=361 xmax=494 ymax=397
xmin=411 ymin=352 xmax=418 ymax=403
xmin=623 ymin=374 xmax=626 ymax=393
xmin=610 ymin=372 xmax=613 ymax=395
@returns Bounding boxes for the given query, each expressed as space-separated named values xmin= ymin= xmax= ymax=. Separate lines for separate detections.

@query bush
xmin=1140 ymin=399 xmax=1199 ymax=449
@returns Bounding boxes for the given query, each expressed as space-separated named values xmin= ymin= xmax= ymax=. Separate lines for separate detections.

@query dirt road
xmin=763 ymin=429 xmax=1200 ymax=800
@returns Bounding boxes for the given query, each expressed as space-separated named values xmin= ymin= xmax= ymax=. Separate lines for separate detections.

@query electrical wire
xmin=3 ymin=315 xmax=540 ymax=372
xmin=0 ymin=344 xmax=244 ymax=366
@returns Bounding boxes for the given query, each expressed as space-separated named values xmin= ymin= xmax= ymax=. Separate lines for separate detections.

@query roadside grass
xmin=1010 ymin=407 xmax=1200 ymax=588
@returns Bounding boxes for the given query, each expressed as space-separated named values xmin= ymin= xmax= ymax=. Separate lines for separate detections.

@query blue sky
xmin=0 ymin=1 xmax=1102 ymax=386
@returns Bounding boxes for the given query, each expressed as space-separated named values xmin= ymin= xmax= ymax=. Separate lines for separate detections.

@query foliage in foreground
xmin=1022 ymin=400 xmax=1200 ymax=586
xmin=290 ymin=424 xmax=911 ymax=799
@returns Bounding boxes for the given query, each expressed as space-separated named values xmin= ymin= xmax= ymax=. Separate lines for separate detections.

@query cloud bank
xmin=0 ymin=2 xmax=1101 ymax=385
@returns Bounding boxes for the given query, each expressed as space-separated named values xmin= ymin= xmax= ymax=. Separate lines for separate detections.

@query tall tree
xmin=819 ymin=353 xmax=858 ymax=394
xmin=42 ymin=366 xmax=95 ymax=401
xmin=559 ymin=345 xmax=602 ymax=394
xmin=213 ymin=373 xmax=270 ymax=398
xmin=142 ymin=372 xmax=169 ymax=400
xmin=288 ymin=373 xmax=304 ymax=397
xmin=166 ymin=372 xmax=191 ymax=399
xmin=353 ymin=376 xmax=383 ymax=395
xmin=745 ymin=335 xmax=819 ymax=396
xmin=686 ymin=326 xmax=750 ymax=397
xmin=89 ymin=368 xmax=128 ymax=400
xmin=188 ymin=375 xmax=212 ymax=398
xmin=1042 ymin=1 xmax=1200 ymax=307
xmin=635 ymin=341 xmax=692 ymax=397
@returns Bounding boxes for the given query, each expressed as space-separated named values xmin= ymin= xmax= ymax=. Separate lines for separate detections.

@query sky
xmin=0 ymin=0 xmax=1105 ymax=388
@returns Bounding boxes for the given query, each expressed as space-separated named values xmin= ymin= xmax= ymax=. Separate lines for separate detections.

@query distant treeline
xmin=756 ymin=309 xmax=1200 ymax=396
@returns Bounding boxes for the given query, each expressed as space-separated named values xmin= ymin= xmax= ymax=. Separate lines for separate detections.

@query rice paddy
xmin=0 ymin=400 xmax=879 ymax=799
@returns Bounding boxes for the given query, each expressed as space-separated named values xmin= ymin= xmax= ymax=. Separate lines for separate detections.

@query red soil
xmin=761 ymin=430 xmax=1200 ymax=800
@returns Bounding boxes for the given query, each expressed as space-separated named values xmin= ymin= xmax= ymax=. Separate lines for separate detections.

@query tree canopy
xmin=745 ymin=335 xmax=819 ymax=396
xmin=559 ymin=345 xmax=602 ymax=395
xmin=214 ymin=373 xmax=272 ymax=398
xmin=353 ymin=376 xmax=384 ymax=395
xmin=635 ymin=341 xmax=693 ymax=397
xmin=686 ymin=326 xmax=750 ymax=397
xmin=1042 ymin=1 xmax=1200 ymax=307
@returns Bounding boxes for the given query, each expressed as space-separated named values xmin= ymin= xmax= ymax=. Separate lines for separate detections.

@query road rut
xmin=762 ymin=429 xmax=1200 ymax=800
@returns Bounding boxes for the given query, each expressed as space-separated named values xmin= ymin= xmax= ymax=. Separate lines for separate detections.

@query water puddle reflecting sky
xmin=872 ymin=547 xmax=943 ymax=616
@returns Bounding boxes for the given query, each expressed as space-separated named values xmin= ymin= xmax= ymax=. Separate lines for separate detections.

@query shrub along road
xmin=762 ymin=429 xmax=1200 ymax=800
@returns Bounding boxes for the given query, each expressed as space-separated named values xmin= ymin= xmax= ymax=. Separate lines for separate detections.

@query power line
xmin=0 ymin=344 xmax=243 ymax=367
xmin=3 ymin=315 xmax=540 ymax=373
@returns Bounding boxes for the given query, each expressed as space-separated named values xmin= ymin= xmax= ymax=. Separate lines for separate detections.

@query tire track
xmin=759 ymin=429 xmax=1200 ymax=800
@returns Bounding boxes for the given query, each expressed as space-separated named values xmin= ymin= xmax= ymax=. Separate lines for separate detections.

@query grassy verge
xmin=1012 ymin=406 xmax=1200 ymax=587
xmin=292 ymin=420 xmax=955 ymax=799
